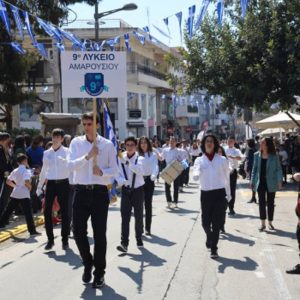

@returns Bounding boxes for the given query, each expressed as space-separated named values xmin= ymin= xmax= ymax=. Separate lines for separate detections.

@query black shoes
xmin=137 ymin=239 xmax=144 ymax=248
xmin=205 ymin=240 xmax=212 ymax=249
xmin=116 ymin=243 xmax=128 ymax=253
xmin=92 ymin=276 xmax=105 ymax=288
xmin=44 ymin=240 xmax=54 ymax=250
xmin=247 ymin=198 xmax=257 ymax=203
xmin=30 ymin=231 xmax=41 ymax=236
xmin=228 ymin=210 xmax=236 ymax=216
xmin=259 ymin=225 xmax=266 ymax=232
xmin=82 ymin=264 xmax=93 ymax=283
xmin=286 ymin=264 xmax=300 ymax=274
xmin=62 ymin=241 xmax=69 ymax=250
xmin=268 ymin=224 xmax=275 ymax=230
xmin=145 ymin=230 xmax=151 ymax=236
xmin=210 ymin=250 xmax=219 ymax=259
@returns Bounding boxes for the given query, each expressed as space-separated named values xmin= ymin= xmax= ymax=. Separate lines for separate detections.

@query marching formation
xmin=0 ymin=113 xmax=300 ymax=291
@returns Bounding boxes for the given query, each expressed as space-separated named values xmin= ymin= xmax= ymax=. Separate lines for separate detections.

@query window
xmin=127 ymin=92 xmax=139 ymax=110
xmin=148 ymin=95 xmax=155 ymax=119
xmin=141 ymin=94 xmax=147 ymax=119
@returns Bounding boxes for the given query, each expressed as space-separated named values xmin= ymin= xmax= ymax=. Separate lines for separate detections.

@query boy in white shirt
xmin=0 ymin=154 xmax=40 ymax=236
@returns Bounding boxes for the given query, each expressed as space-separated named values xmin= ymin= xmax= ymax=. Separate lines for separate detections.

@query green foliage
xmin=182 ymin=0 xmax=300 ymax=112
xmin=7 ymin=127 xmax=41 ymax=139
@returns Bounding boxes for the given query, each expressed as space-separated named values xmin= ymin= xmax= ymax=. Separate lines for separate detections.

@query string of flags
xmin=0 ymin=0 xmax=249 ymax=57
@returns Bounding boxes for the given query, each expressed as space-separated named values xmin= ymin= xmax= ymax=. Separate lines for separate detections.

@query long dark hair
xmin=218 ymin=146 xmax=227 ymax=158
xmin=264 ymin=137 xmax=276 ymax=155
xmin=201 ymin=134 xmax=220 ymax=154
xmin=138 ymin=136 xmax=153 ymax=156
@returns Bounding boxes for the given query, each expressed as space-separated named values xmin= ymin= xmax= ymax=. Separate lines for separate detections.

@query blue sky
xmin=69 ymin=0 xmax=205 ymax=47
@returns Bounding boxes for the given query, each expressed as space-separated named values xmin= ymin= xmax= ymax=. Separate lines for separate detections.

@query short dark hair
xmin=138 ymin=136 xmax=152 ymax=155
xmin=0 ymin=132 xmax=10 ymax=141
xmin=52 ymin=128 xmax=65 ymax=138
xmin=247 ymin=139 xmax=255 ymax=148
xmin=124 ymin=136 xmax=137 ymax=145
xmin=16 ymin=153 xmax=27 ymax=164
xmin=228 ymin=136 xmax=235 ymax=141
xmin=82 ymin=112 xmax=100 ymax=124
xmin=201 ymin=134 xmax=220 ymax=154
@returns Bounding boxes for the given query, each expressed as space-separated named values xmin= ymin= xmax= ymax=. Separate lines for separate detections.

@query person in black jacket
xmin=246 ymin=139 xmax=257 ymax=203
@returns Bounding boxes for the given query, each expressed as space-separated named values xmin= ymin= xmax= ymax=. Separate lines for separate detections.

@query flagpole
xmin=93 ymin=97 xmax=97 ymax=168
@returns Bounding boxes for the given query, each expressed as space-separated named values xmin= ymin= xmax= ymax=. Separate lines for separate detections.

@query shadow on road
xmin=119 ymin=247 xmax=166 ymax=293
xmin=229 ymin=213 xmax=259 ymax=219
xmin=167 ymin=207 xmax=199 ymax=215
xmin=45 ymin=248 xmax=81 ymax=269
xmin=217 ymin=256 xmax=258 ymax=273
xmin=80 ymin=284 xmax=126 ymax=300
xmin=220 ymin=232 xmax=255 ymax=247
xmin=266 ymin=228 xmax=296 ymax=239
xmin=144 ymin=234 xmax=176 ymax=247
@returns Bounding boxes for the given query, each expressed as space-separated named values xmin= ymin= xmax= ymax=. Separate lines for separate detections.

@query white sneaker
xmin=174 ymin=203 xmax=178 ymax=208
xmin=167 ymin=202 xmax=172 ymax=208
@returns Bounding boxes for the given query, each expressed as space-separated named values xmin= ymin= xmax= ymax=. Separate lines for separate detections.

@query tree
xmin=0 ymin=0 xmax=101 ymax=129
xmin=181 ymin=0 xmax=300 ymax=112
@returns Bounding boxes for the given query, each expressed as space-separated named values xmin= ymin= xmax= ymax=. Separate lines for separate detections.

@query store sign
xmin=129 ymin=110 xmax=141 ymax=118
xmin=61 ymin=51 xmax=126 ymax=98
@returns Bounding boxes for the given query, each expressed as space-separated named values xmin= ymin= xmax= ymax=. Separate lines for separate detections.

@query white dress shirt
xmin=161 ymin=147 xmax=183 ymax=165
xmin=8 ymin=165 xmax=31 ymax=199
xmin=141 ymin=152 xmax=158 ymax=180
xmin=38 ymin=146 xmax=70 ymax=190
xmin=193 ymin=154 xmax=231 ymax=200
xmin=225 ymin=147 xmax=242 ymax=170
xmin=190 ymin=146 xmax=202 ymax=157
xmin=116 ymin=152 xmax=145 ymax=188
xmin=181 ymin=147 xmax=191 ymax=161
xmin=68 ymin=135 xmax=119 ymax=185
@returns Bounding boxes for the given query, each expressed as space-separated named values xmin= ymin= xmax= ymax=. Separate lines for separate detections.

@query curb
xmin=0 ymin=216 xmax=45 ymax=243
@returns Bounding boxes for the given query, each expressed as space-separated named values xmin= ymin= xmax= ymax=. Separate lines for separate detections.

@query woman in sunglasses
xmin=193 ymin=134 xmax=231 ymax=259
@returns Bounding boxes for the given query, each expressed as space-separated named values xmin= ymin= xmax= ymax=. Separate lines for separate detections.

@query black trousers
xmin=281 ymin=165 xmax=287 ymax=183
xmin=297 ymin=225 xmax=300 ymax=252
xmin=0 ymin=197 xmax=36 ymax=233
xmin=257 ymin=187 xmax=275 ymax=221
xmin=121 ymin=186 xmax=144 ymax=246
xmin=229 ymin=169 xmax=238 ymax=211
xmin=165 ymin=176 xmax=180 ymax=203
xmin=201 ymin=189 xmax=227 ymax=252
xmin=44 ymin=180 xmax=70 ymax=242
xmin=68 ymin=184 xmax=75 ymax=227
xmin=144 ymin=177 xmax=155 ymax=233
xmin=73 ymin=185 xmax=109 ymax=278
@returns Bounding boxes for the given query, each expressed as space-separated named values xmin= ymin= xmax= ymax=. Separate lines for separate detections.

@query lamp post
xmin=94 ymin=2 xmax=138 ymax=41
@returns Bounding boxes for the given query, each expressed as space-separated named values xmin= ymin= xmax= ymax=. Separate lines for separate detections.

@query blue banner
xmin=23 ymin=11 xmax=37 ymax=46
xmin=187 ymin=5 xmax=196 ymax=38
xmin=176 ymin=11 xmax=183 ymax=44
xmin=0 ymin=0 xmax=10 ymax=34
xmin=10 ymin=4 xmax=23 ymax=39
xmin=217 ymin=0 xmax=224 ymax=26
xmin=195 ymin=0 xmax=210 ymax=31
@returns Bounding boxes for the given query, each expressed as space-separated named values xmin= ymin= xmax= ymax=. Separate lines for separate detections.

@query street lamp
xmin=94 ymin=2 xmax=138 ymax=41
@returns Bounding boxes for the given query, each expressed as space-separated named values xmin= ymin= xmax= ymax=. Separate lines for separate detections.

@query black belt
xmin=143 ymin=175 xmax=151 ymax=180
xmin=75 ymin=184 xmax=107 ymax=191
xmin=48 ymin=179 xmax=69 ymax=184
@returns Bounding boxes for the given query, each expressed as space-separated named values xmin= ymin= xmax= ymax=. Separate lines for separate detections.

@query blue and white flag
xmin=59 ymin=29 xmax=82 ymax=49
xmin=124 ymin=33 xmax=131 ymax=52
xmin=0 ymin=0 xmax=10 ymax=35
xmin=241 ymin=0 xmax=249 ymax=18
xmin=152 ymin=24 xmax=171 ymax=39
xmin=103 ymin=101 xmax=118 ymax=153
xmin=55 ymin=42 xmax=65 ymax=52
xmin=217 ymin=0 xmax=225 ymax=26
xmin=23 ymin=11 xmax=37 ymax=46
xmin=143 ymin=26 xmax=152 ymax=41
xmin=10 ymin=4 xmax=23 ymax=39
xmin=10 ymin=42 xmax=25 ymax=55
xmin=176 ymin=12 xmax=183 ymax=44
xmin=187 ymin=5 xmax=196 ymax=38
xmin=107 ymin=37 xmax=120 ymax=51
xmin=36 ymin=43 xmax=48 ymax=58
xmin=195 ymin=0 xmax=210 ymax=31
xmin=133 ymin=31 xmax=145 ymax=45
xmin=163 ymin=17 xmax=171 ymax=38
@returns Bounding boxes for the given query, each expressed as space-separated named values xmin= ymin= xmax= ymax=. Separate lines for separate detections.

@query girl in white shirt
xmin=193 ymin=134 xmax=231 ymax=259
xmin=138 ymin=137 xmax=158 ymax=235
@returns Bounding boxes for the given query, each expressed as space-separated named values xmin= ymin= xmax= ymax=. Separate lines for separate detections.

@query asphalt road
xmin=0 ymin=178 xmax=299 ymax=300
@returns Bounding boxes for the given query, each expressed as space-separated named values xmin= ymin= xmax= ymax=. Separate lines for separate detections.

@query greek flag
xmin=195 ymin=0 xmax=210 ymax=31
xmin=176 ymin=12 xmax=183 ymax=44
xmin=152 ymin=24 xmax=171 ymax=39
xmin=10 ymin=42 xmax=25 ymax=55
xmin=217 ymin=0 xmax=224 ymax=26
xmin=124 ymin=33 xmax=131 ymax=52
xmin=133 ymin=31 xmax=145 ymax=45
xmin=187 ymin=5 xmax=196 ymax=38
xmin=103 ymin=101 xmax=117 ymax=153
xmin=143 ymin=26 xmax=152 ymax=41
xmin=10 ymin=4 xmax=23 ymax=39
xmin=23 ymin=11 xmax=37 ymax=46
xmin=163 ymin=17 xmax=171 ymax=37
xmin=36 ymin=43 xmax=48 ymax=58
xmin=59 ymin=29 xmax=82 ymax=49
xmin=241 ymin=0 xmax=249 ymax=18
xmin=0 ymin=0 xmax=10 ymax=34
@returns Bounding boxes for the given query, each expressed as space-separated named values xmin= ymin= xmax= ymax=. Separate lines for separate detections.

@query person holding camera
xmin=116 ymin=137 xmax=146 ymax=253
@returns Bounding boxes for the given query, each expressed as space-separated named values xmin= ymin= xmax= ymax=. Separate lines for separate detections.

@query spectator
xmin=26 ymin=135 xmax=44 ymax=168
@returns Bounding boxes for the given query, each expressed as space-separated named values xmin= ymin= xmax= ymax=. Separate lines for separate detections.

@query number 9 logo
xmin=90 ymin=82 xmax=96 ymax=91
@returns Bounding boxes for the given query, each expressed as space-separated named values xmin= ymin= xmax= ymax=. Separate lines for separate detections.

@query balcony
xmin=127 ymin=62 xmax=170 ymax=89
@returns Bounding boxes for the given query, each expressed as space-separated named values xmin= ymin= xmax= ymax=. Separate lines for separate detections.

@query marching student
xmin=190 ymin=140 xmax=202 ymax=164
xmin=68 ymin=112 xmax=118 ymax=288
xmin=193 ymin=134 xmax=231 ymax=259
xmin=138 ymin=136 xmax=158 ymax=236
xmin=37 ymin=128 xmax=70 ymax=251
xmin=116 ymin=137 xmax=145 ymax=252
xmin=225 ymin=136 xmax=242 ymax=215
xmin=0 ymin=153 xmax=40 ymax=236
xmin=160 ymin=136 xmax=184 ymax=208
xmin=181 ymin=140 xmax=191 ymax=188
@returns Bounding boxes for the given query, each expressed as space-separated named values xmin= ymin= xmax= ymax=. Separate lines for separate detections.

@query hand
xmin=87 ymin=145 xmax=98 ymax=160
xmin=120 ymin=156 xmax=128 ymax=164
xmin=226 ymin=195 xmax=232 ymax=202
xmin=93 ymin=165 xmax=103 ymax=176
xmin=36 ymin=188 xmax=43 ymax=197
xmin=150 ymin=175 xmax=156 ymax=181
xmin=293 ymin=173 xmax=300 ymax=182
